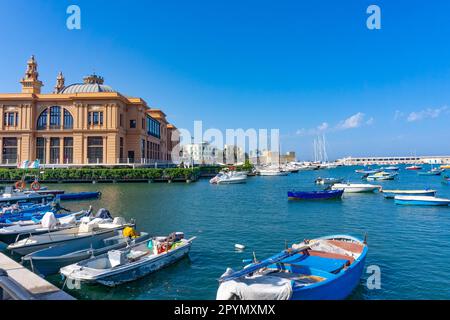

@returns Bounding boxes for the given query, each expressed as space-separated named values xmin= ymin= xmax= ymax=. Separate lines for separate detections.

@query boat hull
xmin=58 ymin=192 xmax=101 ymax=201
xmin=288 ymin=190 xmax=344 ymax=200
xmin=332 ymin=184 xmax=380 ymax=193
xmin=62 ymin=242 xmax=192 ymax=286
xmin=395 ymin=199 xmax=450 ymax=206
xmin=382 ymin=190 xmax=436 ymax=199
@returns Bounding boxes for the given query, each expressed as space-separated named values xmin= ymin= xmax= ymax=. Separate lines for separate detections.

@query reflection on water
xmin=4 ymin=165 xmax=450 ymax=299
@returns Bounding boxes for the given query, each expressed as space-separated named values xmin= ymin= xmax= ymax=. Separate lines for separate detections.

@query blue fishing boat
xmin=58 ymin=191 xmax=101 ymax=201
xmin=288 ymin=189 xmax=344 ymax=200
xmin=382 ymin=189 xmax=436 ymax=199
xmin=217 ymin=234 xmax=368 ymax=300
xmin=394 ymin=195 xmax=450 ymax=206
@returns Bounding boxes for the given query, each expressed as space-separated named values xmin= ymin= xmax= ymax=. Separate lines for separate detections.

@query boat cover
xmin=216 ymin=268 xmax=292 ymax=300
xmin=40 ymin=212 xmax=57 ymax=229
xmin=94 ymin=208 xmax=112 ymax=219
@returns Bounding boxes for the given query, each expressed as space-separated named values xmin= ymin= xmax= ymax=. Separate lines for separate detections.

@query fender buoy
xmin=31 ymin=181 xmax=41 ymax=191
xmin=15 ymin=180 xmax=26 ymax=190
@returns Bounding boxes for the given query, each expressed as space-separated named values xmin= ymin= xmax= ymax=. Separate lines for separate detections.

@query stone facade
xmin=0 ymin=56 xmax=179 ymax=166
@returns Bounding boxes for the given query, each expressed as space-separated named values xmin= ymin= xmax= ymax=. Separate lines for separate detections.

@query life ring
xmin=31 ymin=181 xmax=41 ymax=191
xmin=15 ymin=180 xmax=26 ymax=190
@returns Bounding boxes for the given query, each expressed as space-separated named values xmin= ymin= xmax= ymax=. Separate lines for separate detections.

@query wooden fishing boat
xmin=217 ymin=234 xmax=367 ymax=300
xmin=355 ymin=169 xmax=380 ymax=174
xmin=60 ymin=232 xmax=196 ymax=286
xmin=394 ymin=195 xmax=450 ymax=206
xmin=381 ymin=189 xmax=436 ymax=199
xmin=22 ymin=229 xmax=150 ymax=276
xmin=288 ymin=190 xmax=344 ymax=200
xmin=418 ymin=169 xmax=443 ymax=176
xmin=331 ymin=183 xmax=381 ymax=193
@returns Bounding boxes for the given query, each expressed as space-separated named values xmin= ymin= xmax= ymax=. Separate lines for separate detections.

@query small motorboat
xmin=7 ymin=209 xmax=133 ymax=255
xmin=382 ymin=166 xmax=399 ymax=171
xmin=60 ymin=232 xmax=196 ymax=286
xmin=0 ymin=209 xmax=89 ymax=245
xmin=331 ymin=183 xmax=381 ymax=193
xmin=365 ymin=171 xmax=397 ymax=181
xmin=58 ymin=191 xmax=101 ymax=201
xmin=314 ymin=177 xmax=343 ymax=185
xmin=381 ymin=189 xmax=437 ymax=199
xmin=0 ymin=192 xmax=54 ymax=205
xmin=22 ymin=227 xmax=150 ymax=276
xmin=210 ymin=172 xmax=247 ymax=184
xmin=355 ymin=168 xmax=380 ymax=174
xmin=394 ymin=195 xmax=450 ymax=206
xmin=406 ymin=165 xmax=422 ymax=170
xmin=216 ymin=234 xmax=367 ymax=300
xmin=417 ymin=168 xmax=443 ymax=176
xmin=288 ymin=190 xmax=344 ymax=200
xmin=258 ymin=169 xmax=289 ymax=176
xmin=440 ymin=165 xmax=450 ymax=170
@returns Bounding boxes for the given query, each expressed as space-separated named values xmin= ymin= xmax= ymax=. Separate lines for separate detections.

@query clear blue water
xmin=3 ymin=166 xmax=450 ymax=299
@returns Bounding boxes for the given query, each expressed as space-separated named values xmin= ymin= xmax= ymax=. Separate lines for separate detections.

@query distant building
xmin=282 ymin=151 xmax=296 ymax=163
xmin=222 ymin=145 xmax=245 ymax=165
xmin=180 ymin=142 xmax=218 ymax=165
xmin=0 ymin=56 xmax=178 ymax=166
xmin=337 ymin=156 xmax=450 ymax=166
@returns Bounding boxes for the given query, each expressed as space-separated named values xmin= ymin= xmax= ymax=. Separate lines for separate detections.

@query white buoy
xmin=235 ymin=244 xmax=245 ymax=250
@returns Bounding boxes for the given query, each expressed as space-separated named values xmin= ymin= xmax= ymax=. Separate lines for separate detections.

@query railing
xmin=0 ymin=268 xmax=36 ymax=300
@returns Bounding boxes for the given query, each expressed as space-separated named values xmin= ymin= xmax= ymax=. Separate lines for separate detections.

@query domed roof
xmin=58 ymin=74 xmax=116 ymax=94
xmin=59 ymin=83 xmax=116 ymax=94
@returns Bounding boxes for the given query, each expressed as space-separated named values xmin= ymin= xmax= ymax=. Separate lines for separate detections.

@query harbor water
xmin=3 ymin=165 xmax=450 ymax=299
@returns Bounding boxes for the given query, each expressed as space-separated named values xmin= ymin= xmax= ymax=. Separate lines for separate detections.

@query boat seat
xmin=279 ymin=253 xmax=350 ymax=274
xmin=326 ymin=240 xmax=364 ymax=254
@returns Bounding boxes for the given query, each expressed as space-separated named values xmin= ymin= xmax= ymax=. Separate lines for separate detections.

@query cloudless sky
xmin=0 ymin=0 xmax=449 ymax=159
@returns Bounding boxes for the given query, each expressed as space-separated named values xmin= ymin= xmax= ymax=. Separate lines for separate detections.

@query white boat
xmin=394 ymin=195 xmax=450 ymax=206
xmin=7 ymin=210 xmax=133 ymax=255
xmin=210 ymin=172 xmax=247 ymax=184
xmin=365 ymin=171 xmax=397 ymax=181
xmin=22 ymin=228 xmax=150 ymax=276
xmin=381 ymin=189 xmax=437 ymax=199
xmin=331 ymin=183 xmax=381 ymax=193
xmin=0 ymin=210 xmax=88 ymax=245
xmin=60 ymin=232 xmax=196 ymax=286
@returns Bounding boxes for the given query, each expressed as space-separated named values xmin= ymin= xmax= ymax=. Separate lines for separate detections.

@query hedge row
xmin=0 ymin=168 xmax=200 ymax=181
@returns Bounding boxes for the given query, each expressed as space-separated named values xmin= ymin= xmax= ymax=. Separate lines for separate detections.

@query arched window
xmin=63 ymin=109 xmax=73 ymax=129
xmin=49 ymin=106 xmax=61 ymax=128
xmin=37 ymin=109 xmax=48 ymax=130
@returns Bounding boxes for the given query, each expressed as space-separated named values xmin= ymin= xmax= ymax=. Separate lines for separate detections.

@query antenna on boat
xmin=252 ymin=251 xmax=258 ymax=263
xmin=285 ymin=239 xmax=288 ymax=250
xmin=363 ymin=233 xmax=368 ymax=245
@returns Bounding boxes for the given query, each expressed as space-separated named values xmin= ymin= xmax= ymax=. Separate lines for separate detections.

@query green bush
xmin=0 ymin=168 xmax=199 ymax=181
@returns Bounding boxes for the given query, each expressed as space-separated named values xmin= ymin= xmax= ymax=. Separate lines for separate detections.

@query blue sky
xmin=0 ymin=0 xmax=449 ymax=159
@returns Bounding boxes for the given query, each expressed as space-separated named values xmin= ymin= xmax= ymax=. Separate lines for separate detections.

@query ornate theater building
xmin=0 ymin=56 xmax=178 ymax=166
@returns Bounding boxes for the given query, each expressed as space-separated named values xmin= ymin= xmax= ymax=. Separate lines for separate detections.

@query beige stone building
xmin=0 ymin=56 xmax=179 ymax=166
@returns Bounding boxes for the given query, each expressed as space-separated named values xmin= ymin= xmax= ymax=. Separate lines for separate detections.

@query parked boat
xmin=331 ymin=183 xmax=381 ymax=193
xmin=418 ymin=166 xmax=443 ymax=176
xmin=0 ymin=192 xmax=54 ymax=204
xmin=0 ymin=201 xmax=72 ymax=224
xmin=440 ymin=165 xmax=450 ymax=170
xmin=365 ymin=171 xmax=397 ymax=181
xmin=7 ymin=209 xmax=133 ymax=255
xmin=60 ymin=232 xmax=196 ymax=286
xmin=23 ymin=228 xmax=150 ymax=276
xmin=58 ymin=191 xmax=101 ymax=201
xmin=210 ymin=172 xmax=247 ymax=184
xmin=288 ymin=190 xmax=344 ymax=200
xmin=355 ymin=169 xmax=380 ymax=174
xmin=394 ymin=195 xmax=450 ymax=206
xmin=381 ymin=189 xmax=437 ymax=199
xmin=406 ymin=165 xmax=422 ymax=170
xmin=382 ymin=166 xmax=399 ymax=171
xmin=0 ymin=210 xmax=89 ymax=245
xmin=216 ymin=234 xmax=367 ymax=300
xmin=315 ymin=177 xmax=343 ymax=185
xmin=258 ymin=168 xmax=289 ymax=176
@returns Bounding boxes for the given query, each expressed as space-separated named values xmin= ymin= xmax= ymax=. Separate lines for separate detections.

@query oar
xmin=219 ymin=243 xmax=314 ymax=283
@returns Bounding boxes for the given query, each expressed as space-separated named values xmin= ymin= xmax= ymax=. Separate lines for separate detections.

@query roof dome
xmin=59 ymin=74 xmax=116 ymax=94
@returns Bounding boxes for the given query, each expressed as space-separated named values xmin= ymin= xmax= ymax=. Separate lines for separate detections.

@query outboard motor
xmin=95 ymin=208 xmax=112 ymax=220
